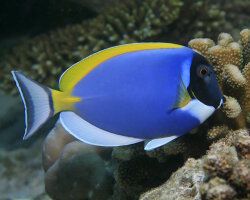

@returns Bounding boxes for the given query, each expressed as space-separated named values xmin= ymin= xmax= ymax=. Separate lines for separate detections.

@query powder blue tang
xmin=73 ymin=47 xmax=199 ymax=138
xmin=12 ymin=43 xmax=223 ymax=150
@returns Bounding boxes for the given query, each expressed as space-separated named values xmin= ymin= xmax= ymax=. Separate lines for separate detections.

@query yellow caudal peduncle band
xmin=59 ymin=43 xmax=183 ymax=91
xmin=51 ymin=89 xmax=82 ymax=114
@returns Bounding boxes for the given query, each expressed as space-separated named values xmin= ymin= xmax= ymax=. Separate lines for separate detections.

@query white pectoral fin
xmin=181 ymin=99 xmax=215 ymax=124
xmin=60 ymin=111 xmax=144 ymax=147
xmin=144 ymin=135 xmax=178 ymax=151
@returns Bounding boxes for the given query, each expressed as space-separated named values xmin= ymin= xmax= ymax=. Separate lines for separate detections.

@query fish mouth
xmin=217 ymin=98 xmax=223 ymax=109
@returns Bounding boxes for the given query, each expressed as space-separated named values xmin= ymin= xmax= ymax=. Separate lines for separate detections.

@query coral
xmin=242 ymin=62 xmax=250 ymax=112
xmin=43 ymin=121 xmax=114 ymax=199
xmin=223 ymin=64 xmax=246 ymax=89
xmin=112 ymin=144 xmax=179 ymax=199
xmin=112 ymin=144 xmax=145 ymax=161
xmin=0 ymin=0 xmax=183 ymax=94
xmin=189 ymin=28 xmax=250 ymax=129
xmin=140 ymin=129 xmax=250 ymax=200
xmin=202 ymin=141 xmax=239 ymax=179
xmin=221 ymin=95 xmax=242 ymax=118
xmin=113 ymin=155 xmax=183 ymax=200
xmin=240 ymin=29 xmax=250 ymax=65
xmin=45 ymin=141 xmax=114 ymax=200
xmin=200 ymin=177 xmax=236 ymax=200
xmin=0 ymin=0 xmax=229 ymax=94
xmin=169 ymin=0 xmax=226 ymax=42
xmin=206 ymin=125 xmax=230 ymax=142
xmin=146 ymin=130 xmax=209 ymax=162
xmin=201 ymin=129 xmax=250 ymax=199
xmin=42 ymin=121 xmax=76 ymax=171
xmin=140 ymin=158 xmax=205 ymax=200
xmin=218 ymin=0 xmax=250 ymax=38
xmin=187 ymin=38 xmax=215 ymax=58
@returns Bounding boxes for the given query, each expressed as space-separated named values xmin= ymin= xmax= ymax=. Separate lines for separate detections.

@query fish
xmin=11 ymin=43 xmax=223 ymax=151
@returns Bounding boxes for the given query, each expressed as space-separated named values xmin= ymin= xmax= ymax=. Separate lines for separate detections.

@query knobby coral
xmin=146 ymin=29 xmax=250 ymax=165
xmin=189 ymin=29 xmax=250 ymax=129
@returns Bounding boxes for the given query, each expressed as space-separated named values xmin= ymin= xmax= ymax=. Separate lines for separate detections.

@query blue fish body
xmin=11 ymin=43 xmax=223 ymax=150
xmin=73 ymin=47 xmax=199 ymax=138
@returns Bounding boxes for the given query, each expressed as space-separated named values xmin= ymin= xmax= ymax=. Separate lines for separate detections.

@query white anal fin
xmin=144 ymin=136 xmax=178 ymax=151
xmin=60 ymin=111 xmax=144 ymax=147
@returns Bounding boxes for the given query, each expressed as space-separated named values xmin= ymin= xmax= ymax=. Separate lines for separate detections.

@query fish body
xmin=73 ymin=47 xmax=198 ymax=138
xmin=12 ymin=43 xmax=223 ymax=150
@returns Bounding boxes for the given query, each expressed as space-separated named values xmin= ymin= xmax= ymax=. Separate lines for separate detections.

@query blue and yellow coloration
xmin=12 ymin=43 xmax=223 ymax=150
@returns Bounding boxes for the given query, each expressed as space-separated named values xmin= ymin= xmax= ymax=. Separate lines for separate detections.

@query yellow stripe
xmin=59 ymin=43 xmax=183 ymax=91
xmin=51 ymin=89 xmax=82 ymax=114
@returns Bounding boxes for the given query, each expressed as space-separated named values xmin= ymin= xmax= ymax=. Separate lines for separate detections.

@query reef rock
xmin=140 ymin=158 xmax=205 ymax=200
xmin=42 ymin=121 xmax=77 ymax=171
xmin=140 ymin=129 xmax=250 ymax=200
xmin=43 ymin=122 xmax=113 ymax=200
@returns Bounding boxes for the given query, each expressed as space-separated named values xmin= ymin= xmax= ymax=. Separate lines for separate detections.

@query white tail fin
xmin=11 ymin=71 xmax=54 ymax=139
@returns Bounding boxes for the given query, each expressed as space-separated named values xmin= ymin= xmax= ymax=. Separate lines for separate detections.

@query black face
xmin=187 ymin=52 xmax=223 ymax=109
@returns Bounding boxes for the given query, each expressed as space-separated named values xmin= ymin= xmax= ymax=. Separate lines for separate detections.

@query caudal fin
xmin=11 ymin=71 xmax=54 ymax=139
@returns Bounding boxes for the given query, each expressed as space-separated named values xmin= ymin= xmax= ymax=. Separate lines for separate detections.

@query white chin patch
xmin=181 ymin=99 xmax=215 ymax=123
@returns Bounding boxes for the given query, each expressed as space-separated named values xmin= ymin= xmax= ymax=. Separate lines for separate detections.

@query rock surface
xmin=140 ymin=158 xmax=205 ymax=200
xmin=140 ymin=129 xmax=250 ymax=200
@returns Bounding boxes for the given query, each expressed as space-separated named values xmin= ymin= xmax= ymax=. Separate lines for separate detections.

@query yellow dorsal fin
xmin=172 ymin=75 xmax=191 ymax=109
xmin=59 ymin=43 xmax=182 ymax=92
xmin=51 ymin=89 xmax=82 ymax=114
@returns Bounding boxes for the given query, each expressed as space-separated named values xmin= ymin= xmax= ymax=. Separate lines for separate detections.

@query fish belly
xmin=72 ymin=48 xmax=199 ymax=138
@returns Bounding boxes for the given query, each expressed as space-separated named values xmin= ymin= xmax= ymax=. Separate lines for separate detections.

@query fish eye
xmin=198 ymin=66 xmax=209 ymax=77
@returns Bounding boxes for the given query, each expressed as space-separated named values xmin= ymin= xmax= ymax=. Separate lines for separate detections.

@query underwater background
xmin=0 ymin=0 xmax=249 ymax=199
